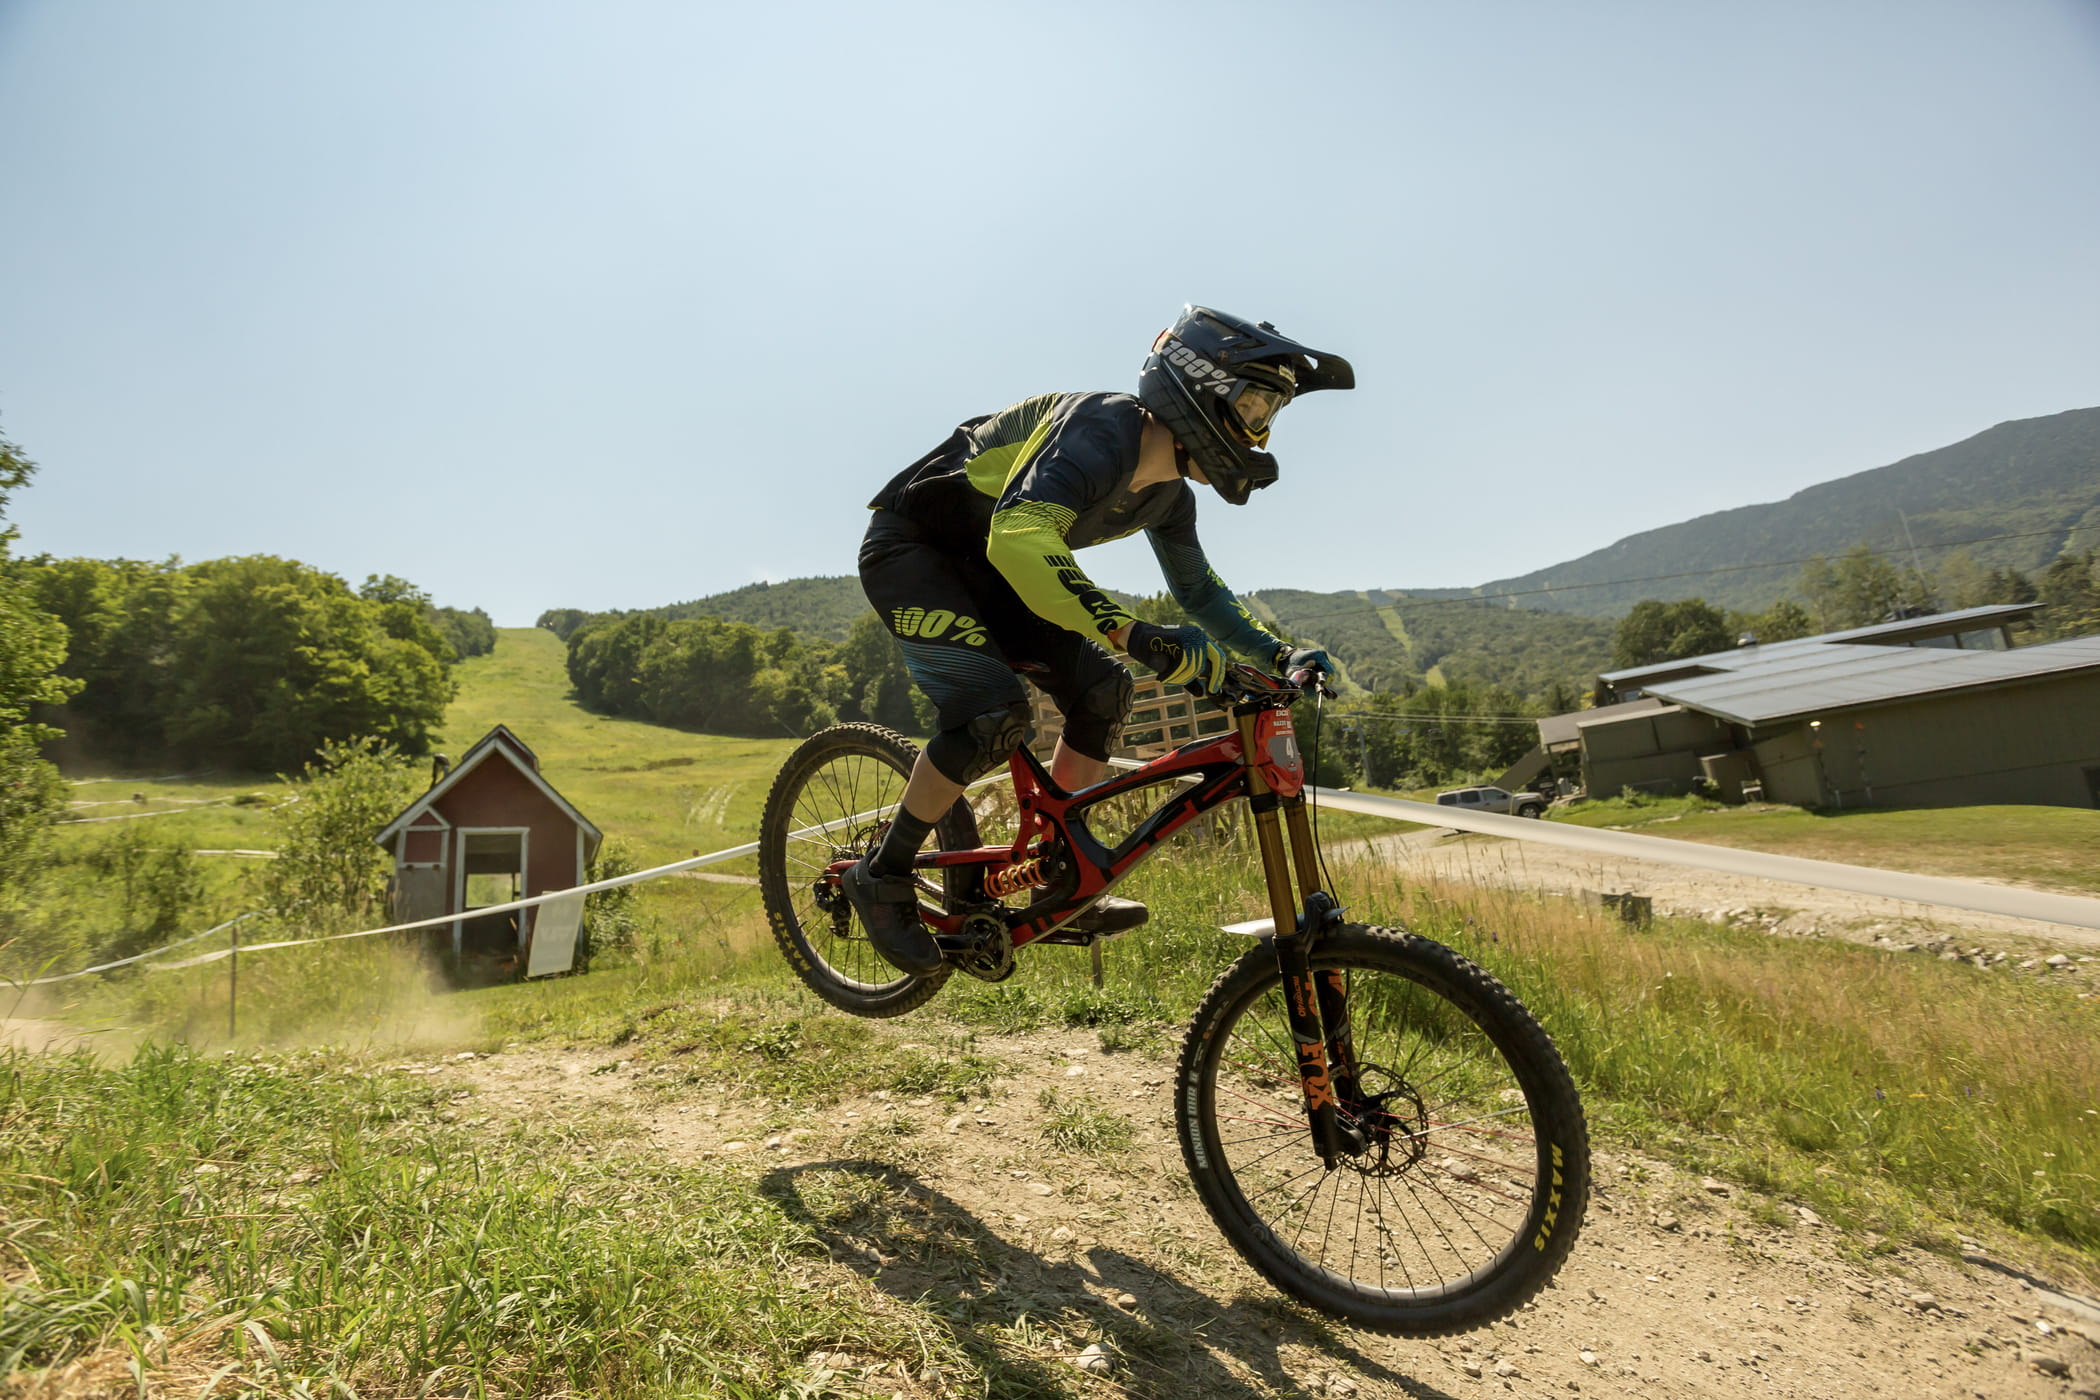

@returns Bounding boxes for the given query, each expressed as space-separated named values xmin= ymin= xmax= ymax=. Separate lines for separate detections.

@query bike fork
xmin=1240 ymin=713 xmax=1356 ymax=1165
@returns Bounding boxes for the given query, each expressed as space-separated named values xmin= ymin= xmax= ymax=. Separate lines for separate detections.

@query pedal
xmin=1066 ymin=895 xmax=1148 ymax=937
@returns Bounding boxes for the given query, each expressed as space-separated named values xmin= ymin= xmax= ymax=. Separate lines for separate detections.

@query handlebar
xmin=1202 ymin=662 xmax=1335 ymax=706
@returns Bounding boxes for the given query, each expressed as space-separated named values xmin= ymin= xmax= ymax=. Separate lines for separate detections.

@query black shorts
xmin=858 ymin=509 xmax=1127 ymax=751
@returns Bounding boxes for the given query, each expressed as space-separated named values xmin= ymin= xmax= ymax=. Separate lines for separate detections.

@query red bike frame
xmin=820 ymin=665 xmax=1366 ymax=1164
xmin=915 ymin=675 xmax=1306 ymax=946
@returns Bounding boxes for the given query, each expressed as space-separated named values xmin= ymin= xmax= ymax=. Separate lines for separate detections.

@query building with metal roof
xmin=1544 ymin=604 xmax=2100 ymax=810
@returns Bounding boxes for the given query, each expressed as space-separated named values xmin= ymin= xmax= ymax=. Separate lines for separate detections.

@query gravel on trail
xmin=437 ymin=1012 xmax=2100 ymax=1400
xmin=1355 ymin=827 xmax=2100 ymax=955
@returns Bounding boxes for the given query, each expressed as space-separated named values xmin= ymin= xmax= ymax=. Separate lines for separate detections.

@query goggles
xmin=1222 ymin=366 xmax=1295 ymax=445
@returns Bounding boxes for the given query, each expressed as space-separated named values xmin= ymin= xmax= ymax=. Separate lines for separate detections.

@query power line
xmin=1252 ymin=523 xmax=2088 ymax=633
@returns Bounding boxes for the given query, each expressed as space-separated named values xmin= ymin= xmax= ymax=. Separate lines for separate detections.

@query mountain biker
xmin=847 ymin=305 xmax=1355 ymax=977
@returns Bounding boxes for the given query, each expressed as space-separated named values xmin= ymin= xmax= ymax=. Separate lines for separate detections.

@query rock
xmin=1461 ymin=1361 xmax=1483 ymax=1378
xmin=1579 ymin=1351 xmax=1598 ymax=1366
xmin=1654 ymin=1211 xmax=1681 ymax=1231
xmin=1064 ymin=1064 xmax=1088 ymax=1077
xmin=1493 ymin=1359 xmax=1520 ymax=1378
xmin=193 ymin=1163 xmax=221 ymax=1175
xmin=763 ymin=1135 xmax=785 ymax=1151
xmin=720 ymin=1140 xmax=749 ymax=1152
xmin=1908 ymin=1292 xmax=1940 ymax=1311
xmin=1797 ymin=1206 xmax=1824 ymax=1227
xmin=452 ymin=1051 xmax=478 ymax=1060
xmin=2030 ymin=1354 xmax=2070 ymax=1377
xmin=2047 ymin=954 xmax=2072 ymax=967
xmin=1699 ymin=1176 xmax=1730 ymax=1196
xmin=1050 ymin=1226 xmax=1073 ymax=1243
xmin=1113 ymin=1292 xmax=1138 ymax=1310
xmin=1071 ymin=1343 xmax=1112 ymax=1375
xmin=1323 ymin=1376 xmax=1358 ymax=1397
xmin=1029 ymin=1182 xmax=1055 ymax=1196
xmin=945 ymin=1115 xmax=964 ymax=1133
xmin=1694 ymin=1349 xmax=1712 ymax=1363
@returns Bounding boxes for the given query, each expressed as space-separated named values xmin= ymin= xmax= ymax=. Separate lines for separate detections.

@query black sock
xmin=870 ymin=808 xmax=936 ymax=877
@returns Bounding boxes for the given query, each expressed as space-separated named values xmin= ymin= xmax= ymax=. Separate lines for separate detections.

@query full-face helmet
xmin=1137 ymin=305 xmax=1354 ymax=504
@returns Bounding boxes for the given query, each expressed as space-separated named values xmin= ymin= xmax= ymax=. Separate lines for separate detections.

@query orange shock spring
xmin=983 ymin=856 xmax=1048 ymax=899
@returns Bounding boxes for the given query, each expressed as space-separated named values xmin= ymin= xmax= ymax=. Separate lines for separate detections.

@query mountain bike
xmin=757 ymin=664 xmax=1589 ymax=1334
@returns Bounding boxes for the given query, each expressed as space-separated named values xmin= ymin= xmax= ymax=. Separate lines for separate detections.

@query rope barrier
xmin=8 ymin=771 xmax=1014 ymax=982
xmin=10 ymin=914 xmax=264 ymax=986
xmin=14 ymin=761 xmax=2096 ymax=990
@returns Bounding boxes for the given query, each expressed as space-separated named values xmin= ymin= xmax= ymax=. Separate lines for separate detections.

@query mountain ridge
xmin=1472 ymin=405 xmax=2100 ymax=615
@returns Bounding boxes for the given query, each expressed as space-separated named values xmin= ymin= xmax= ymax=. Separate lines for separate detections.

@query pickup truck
xmin=1434 ymin=785 xmax=1548 ymax=819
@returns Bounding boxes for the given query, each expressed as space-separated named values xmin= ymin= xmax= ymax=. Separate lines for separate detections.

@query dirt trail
xmin=1355 ymin=829 xmax=2100 ymax=954
xmin=439 ymin=1014 xmax=2100 ymax=1400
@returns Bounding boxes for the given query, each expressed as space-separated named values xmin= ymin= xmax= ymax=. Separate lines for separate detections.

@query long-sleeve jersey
xmin=868 ymin=391 xmax=1282 ymax=661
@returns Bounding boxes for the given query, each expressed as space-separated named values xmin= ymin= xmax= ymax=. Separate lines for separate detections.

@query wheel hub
xmin=1333 ymin=1061 xmax=1430 ymax=1177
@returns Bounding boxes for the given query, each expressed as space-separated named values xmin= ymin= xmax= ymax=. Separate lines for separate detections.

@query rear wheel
xmin=1177 ymin=925 xmax=1588 ymax=1334
xmin=758 ymin=724 xmax=978 ymax=1018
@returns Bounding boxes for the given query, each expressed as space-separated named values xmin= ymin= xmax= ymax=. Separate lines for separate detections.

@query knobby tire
xmin=758 ymin=723 xmax=978 ymax=1018
xmin=1176 ymin=924 xmax=1589 ymax=1334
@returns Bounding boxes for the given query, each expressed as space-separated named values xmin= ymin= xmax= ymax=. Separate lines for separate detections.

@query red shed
xmin=374 ymin=725 xmax=603 ymax=979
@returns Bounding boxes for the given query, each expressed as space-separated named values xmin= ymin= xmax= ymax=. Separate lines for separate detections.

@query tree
xmin=2035 ymin=550 xmax=2100 ymax=640
xmin=163 ymin=556 xmax=455 ymax=769
xmin=837 ymin=611 xmax=919 ymax=730
xmin=1611 ymin=598 xmax=1732 ymax=669
xmin=0 ymin=426 xmax=77 ymax=898
xmin=23 ymin=554 xmax=461 ymax=769
xmin=565 ymin=611 xmax=840 ymax=737
xmin=1333 ymin=681 xmax=1540 ymax=791
xmin=261 ymin=737 xmax=422 ymax=926
xmin=1724 ymin=599 xmax=1815 ymax=645
xmin=428 ymin=605 xmax=496 ymax=659
xmin=1795 ymin=546 xmax=1935 ymax=631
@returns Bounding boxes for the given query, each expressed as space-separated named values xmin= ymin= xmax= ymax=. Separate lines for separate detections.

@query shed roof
xmin=1598 ymin=603 xmax=2043 ymax=687
xmin=373 ymin=726 xmax=603 ymax=856
xmin=1536 ymin=696 xmax=1663 ymax=748
xmin=1641 ymin=634 xmax=2100 ymax=726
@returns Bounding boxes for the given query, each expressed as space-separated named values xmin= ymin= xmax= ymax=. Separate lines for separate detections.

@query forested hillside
xmin=1476 ymin=405 xmax=2100 ymax=616
xmin=1250 ymin=589 xmax=1611 ymax=696
xmin=540 ymin=577 xmax=869 ymax=643
xmin=22 ymin=557 xmax=484 ymax=769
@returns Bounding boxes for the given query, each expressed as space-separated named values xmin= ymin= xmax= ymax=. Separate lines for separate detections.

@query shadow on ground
xmin=764 ymin=1157 xmax=1456 ymax=1400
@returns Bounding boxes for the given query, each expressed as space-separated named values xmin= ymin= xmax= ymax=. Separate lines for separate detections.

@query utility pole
xmin=1898 ymin=510 xmax=1929 ymax=602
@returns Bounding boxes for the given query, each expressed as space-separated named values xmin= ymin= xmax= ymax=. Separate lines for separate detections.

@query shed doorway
xmin=456 ymin=829 xmax=529 ymax=978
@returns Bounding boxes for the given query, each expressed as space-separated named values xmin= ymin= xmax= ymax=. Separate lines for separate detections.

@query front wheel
xmin=1176 ymin=925 xmax=1589 ymax=1334
xmin=758 ymin=723 xmax=978 ymax=1018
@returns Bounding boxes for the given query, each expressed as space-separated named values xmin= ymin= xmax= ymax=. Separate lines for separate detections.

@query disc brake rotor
xmin=1334 ymin=1061 xmax=1431 ymax=1178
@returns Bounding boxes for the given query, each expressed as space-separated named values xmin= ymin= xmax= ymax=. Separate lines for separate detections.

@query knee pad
xmin=924 ymin=699 xmax=1033 ymax=784
xmin=1060 ymin=668 xmax=1134 ymax=762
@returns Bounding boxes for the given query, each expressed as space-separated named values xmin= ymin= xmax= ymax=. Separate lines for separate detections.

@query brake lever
xmin=1288 ymin=666 xmax=1337 ymax=699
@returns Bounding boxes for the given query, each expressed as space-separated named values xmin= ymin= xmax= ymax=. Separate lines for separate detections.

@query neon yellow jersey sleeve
xmin=985 ymin=499 xmax=1137 ymax=641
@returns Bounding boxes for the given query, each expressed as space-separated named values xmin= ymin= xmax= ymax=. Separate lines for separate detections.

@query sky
xmin=2 ymin=0 xmax=2097 ymax=625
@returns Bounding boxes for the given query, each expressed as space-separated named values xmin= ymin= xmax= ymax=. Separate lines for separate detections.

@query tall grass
xmin=0 ymin=1043 xmax=956 ymax=1394
xmin=918 ymin=834 xmax=2100 ymax=1256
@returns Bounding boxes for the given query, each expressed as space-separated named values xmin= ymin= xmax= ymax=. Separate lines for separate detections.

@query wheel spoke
xmin=1186 ymin=937 xmax=1582 ymax=1320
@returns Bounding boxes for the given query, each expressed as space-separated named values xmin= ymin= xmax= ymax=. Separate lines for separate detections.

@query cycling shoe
xmin=1067 ymin=894 xmax=1149 ymax=936
xmin=841 ymin=855 xmax=945 ymax=978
